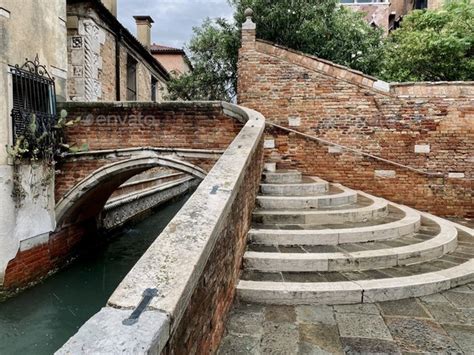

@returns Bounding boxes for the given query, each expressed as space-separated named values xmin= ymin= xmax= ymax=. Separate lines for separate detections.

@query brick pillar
xmin=238 ymin=8 xmax=256 ymax=104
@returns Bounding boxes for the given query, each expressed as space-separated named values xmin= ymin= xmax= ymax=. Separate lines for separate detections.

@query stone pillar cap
xmin=242 ymin=7 xmax=256 ymax=30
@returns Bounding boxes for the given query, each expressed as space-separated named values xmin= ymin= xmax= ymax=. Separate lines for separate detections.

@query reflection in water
xmin=0 ymin=191 xmax=193 ymax=355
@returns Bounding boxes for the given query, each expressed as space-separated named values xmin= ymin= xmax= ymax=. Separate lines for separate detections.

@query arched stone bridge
xmin=54 ymin=101 xmax=244 ymax=228
xmin=2 ymin=101 xmax=247 ymax=290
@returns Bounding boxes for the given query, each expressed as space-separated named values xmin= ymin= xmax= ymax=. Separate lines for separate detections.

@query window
xmin=126 ymin=55 xmax=138 ymax=101
xmin=414 ymin=0 xmax=428 ymax=9
xmin=10 ymin=57 xmax=56 ymax=144
xmin=151 ymin=77 xmax=158 ymax=102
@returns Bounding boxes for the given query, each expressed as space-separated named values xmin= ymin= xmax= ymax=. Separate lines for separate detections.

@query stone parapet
xmin=57 ymin=103 xmax=266 ymax=354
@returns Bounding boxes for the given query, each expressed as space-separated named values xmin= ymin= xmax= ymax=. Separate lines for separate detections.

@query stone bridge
xmin=53 ymin=101 xmax=248 ymax=228
xmin=1 ymin=101 xmax=247 ymax=291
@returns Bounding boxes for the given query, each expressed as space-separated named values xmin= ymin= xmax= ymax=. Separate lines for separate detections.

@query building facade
xmin=341 ymin=0 xmax=442 ymax=33
xmin=66 ymin=0 xmax=169 ymax=102
xmin=151 ymin=44 xmax=192 ymax=77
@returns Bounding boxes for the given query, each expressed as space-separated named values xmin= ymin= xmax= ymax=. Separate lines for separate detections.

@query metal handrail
xmin=267 ymin=122 xmax=445 ymax=178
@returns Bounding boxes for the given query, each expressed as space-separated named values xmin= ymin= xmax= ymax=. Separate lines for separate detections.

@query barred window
xmin=10 ymin=56 xmax=56 ymax=144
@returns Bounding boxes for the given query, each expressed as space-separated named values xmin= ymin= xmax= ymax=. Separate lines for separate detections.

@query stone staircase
xmin=237 ymin=169 xmax=474 ymax=305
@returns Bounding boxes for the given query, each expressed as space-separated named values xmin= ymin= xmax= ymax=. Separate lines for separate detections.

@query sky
xmin=118 ymin=0 xmax=234 ymax=50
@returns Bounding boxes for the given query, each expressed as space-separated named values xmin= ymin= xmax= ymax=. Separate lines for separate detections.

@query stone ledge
xmin=56 ymin=308 xmax=170 ymax=355
xmin=56 ymin=103 xmax=266 ymax=354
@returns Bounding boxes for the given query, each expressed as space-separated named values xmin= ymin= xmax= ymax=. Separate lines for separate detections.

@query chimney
xmin=133 ymin=16 xmax=154 ymax=50
xmin=102 ymin=0 xmax=117 ymax=17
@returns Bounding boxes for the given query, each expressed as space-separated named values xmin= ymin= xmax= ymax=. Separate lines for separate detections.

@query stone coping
xmin=57 ymin=102 xmax=265 ymax=354
xmin=119 ymin=172 xmax=185 ymax=189
xmin=254 ymin=40 xmax=474 ymax=97
xmin=58 ymin=100 xmax=224 ymax=109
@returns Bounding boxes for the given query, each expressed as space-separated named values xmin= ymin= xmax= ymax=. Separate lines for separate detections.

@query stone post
xmin=238 ymin=8 xmax=256 ymax=104
xmin=241 ymin=8 xmax=256 ymax=49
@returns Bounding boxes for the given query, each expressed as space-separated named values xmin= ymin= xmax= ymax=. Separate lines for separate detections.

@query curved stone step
xmin=237 ymin=225 xmax=474 ymax=305
xmin=256 ymin=184 xmax=357 ymax=210
xmin=249 ymin=204 xmax=421 ymax=246
xmin=263 ymin=170 xmax=302 ymax=184
xmin=244 ymin=214 xmax=458 ymax=272
xmin=260 ymin=177 xmax=328 ymax=196
xmin=237 ymin=258 xmax=474 ymax=305
xmin=253 ymin=192 xmax=388 ymax=225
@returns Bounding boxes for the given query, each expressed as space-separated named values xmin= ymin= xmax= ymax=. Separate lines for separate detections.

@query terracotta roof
xmin=150 ymin=44 xmax=186 ymax=55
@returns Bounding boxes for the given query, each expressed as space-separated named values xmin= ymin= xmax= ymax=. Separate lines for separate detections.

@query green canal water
xmin=0 ymin=191 xmax=193 ymax=355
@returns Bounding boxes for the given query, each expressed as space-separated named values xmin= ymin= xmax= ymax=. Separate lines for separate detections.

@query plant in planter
xmin=6 ymin=110 xmax=87 ymax=207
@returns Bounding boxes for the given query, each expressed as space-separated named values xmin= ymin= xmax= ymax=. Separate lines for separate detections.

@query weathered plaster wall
xmin=238 ymin=30 xmax=473 ymax=217
xmin=0 ymin=0 xmax=67 ymax=285
xmin=152 ymin=53 xmax=192 ymax=76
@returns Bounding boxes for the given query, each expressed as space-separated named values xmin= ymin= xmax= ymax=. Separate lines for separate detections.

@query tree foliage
xmin=165 ymin=18 xmax=240 ymax=101
xmin=166 ymin=0 xmax=473 ymax=101
xmin=232 ymin=0 xmax=384 ymax=74
xmin=381 ymin=0 xmax=474 ymax=82
xmin=166 ymin=0 xmax=383 ymax=101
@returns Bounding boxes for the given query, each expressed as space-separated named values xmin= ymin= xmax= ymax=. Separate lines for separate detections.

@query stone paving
xmin=218 ymin=282 xmax=474 ymax=354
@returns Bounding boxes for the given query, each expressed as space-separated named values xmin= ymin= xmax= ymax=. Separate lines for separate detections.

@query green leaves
xmin=167 ymin=0 xmax=472 ymax=100
xmin=167 ymin=0 xmax=383 ymax=101
xmin=166 ymin=18 xmax=240 ymax=101
xmin=381 ymin=0 xmax=474 ymax=82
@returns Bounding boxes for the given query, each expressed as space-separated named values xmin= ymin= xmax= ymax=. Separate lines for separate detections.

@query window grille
xmin=10 ymin=55 xmax=56 ymax=146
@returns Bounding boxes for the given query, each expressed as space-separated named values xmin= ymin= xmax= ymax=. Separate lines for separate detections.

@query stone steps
xmin=260 ymin=177 xmax=329 ymax=196
xmin=237 ymin=258 xmax=474 ymax=305
xmin=256 ymin=184 xmax=358 ymax=210
xmin=243 ymin=214 xmax=457 ymax=272
xmin=263 ymin=170 xmax=302 ymax=184
xmin=253 ymin=192 xmax=389 ymax=225
xmin=249 ymin=204 xmax=421 ymax=245
xmin=236 ymin=168 xmax=474 ymax=305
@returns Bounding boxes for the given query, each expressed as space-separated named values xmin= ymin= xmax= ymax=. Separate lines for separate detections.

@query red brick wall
xmin=55 ymin=102 xmax=241 ymax=202
xmin=2 ymin=220 xmax=96 ymax=291
xmin=60 ymin=102 xmax=242 ymax=151
xmin=238 ymin=37 xmax=473 ymax=217
xmin=163 ymin=139 xmax=264 ymax=354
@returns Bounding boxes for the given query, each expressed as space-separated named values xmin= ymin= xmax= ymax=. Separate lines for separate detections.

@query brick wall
xmin=61 ymin=102 xmax=242 ymax=151
xmin=238 ymin=33 xmax=473 ymax=217
xmin=55 ymin=102 xmax=241 ymax=201
xmin=2 ymin=220 xmax=96 ymax=291
xmin=163 ymin=139 xmax=264 ymax=354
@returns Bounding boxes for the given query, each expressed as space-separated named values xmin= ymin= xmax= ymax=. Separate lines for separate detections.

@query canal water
xmin=0 ymin=191 xmax=194 ymax=355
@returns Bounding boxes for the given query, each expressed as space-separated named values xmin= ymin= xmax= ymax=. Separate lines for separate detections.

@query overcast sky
xmin=118 ymin=0 xmax=234 ymax=50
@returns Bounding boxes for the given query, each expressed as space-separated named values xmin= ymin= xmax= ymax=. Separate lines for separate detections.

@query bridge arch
xmin=55 ymin=152 xmax=206 ymax=228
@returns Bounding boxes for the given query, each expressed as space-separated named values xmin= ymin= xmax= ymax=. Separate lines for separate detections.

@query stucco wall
xmin=0 ymin=0 xmax=67 ymax=285
xmin=153 ymin=53 xmax=192 ymax=76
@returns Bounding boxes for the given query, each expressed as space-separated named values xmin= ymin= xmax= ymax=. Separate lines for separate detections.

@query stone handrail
xmin=56 ymin=102 xmax=265 ymax=354
xmin=267 ymin=122 xmax=445 ymax=178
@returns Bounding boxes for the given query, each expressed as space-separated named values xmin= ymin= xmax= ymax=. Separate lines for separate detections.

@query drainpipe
xmin=115 ymin=30 xmax=122 ymax=101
